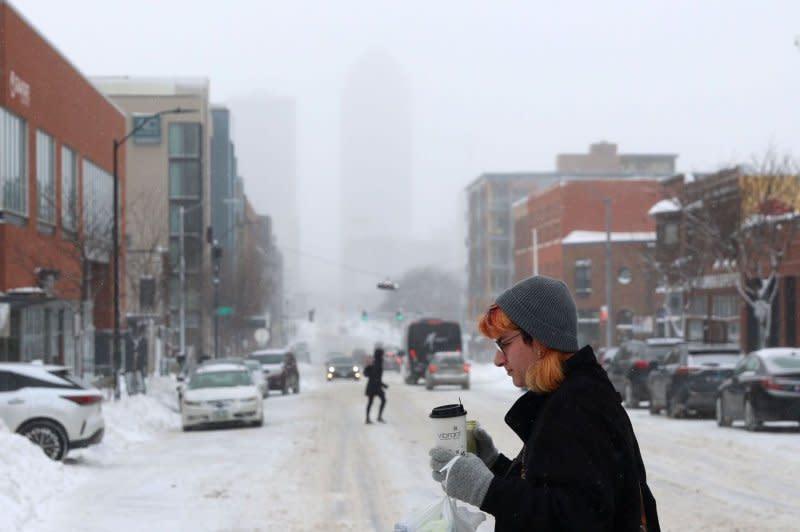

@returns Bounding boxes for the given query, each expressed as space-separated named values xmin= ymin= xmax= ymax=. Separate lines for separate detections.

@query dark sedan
xmin=716 ymin=348 xmax=800 ymax=431
xmin=607 ymin=337 xmax=684 ymax=408
xmin=648 ymin=344 xmax=742 ymax=418
xmin=326 ymin=356 xmax=361 ymax=381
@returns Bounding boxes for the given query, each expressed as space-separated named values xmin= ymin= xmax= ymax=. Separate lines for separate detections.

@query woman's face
xmin=493 ymin=331 xmax=541 ymax=388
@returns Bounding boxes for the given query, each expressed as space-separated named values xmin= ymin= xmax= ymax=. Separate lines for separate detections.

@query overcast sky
xmin=15 ymin=0 xmax=800 ymax=297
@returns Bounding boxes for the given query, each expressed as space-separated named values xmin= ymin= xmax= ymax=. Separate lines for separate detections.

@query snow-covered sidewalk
xmin=1 ymin=376 xmax=181 ymax=530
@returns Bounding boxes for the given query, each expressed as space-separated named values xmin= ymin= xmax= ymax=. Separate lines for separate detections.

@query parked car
xmin=716 ymin=348 xmax=800 ymax=431
xmin=326 ymin=356 xmax=361 ymax=381
xmin=0 ymin=362 xmax=105 ymax=460
xmin=181 ymin=363 xmax=263 ymax=431
xmin=607 ymin=337 xmax=684 ymax=408
xmin=424 ymin=351 xmax=470 ymax=390
xmin=647 ymin=344 xmax=742 ymax=417
xmin=249 ymin=349 xmax=300 ymax=395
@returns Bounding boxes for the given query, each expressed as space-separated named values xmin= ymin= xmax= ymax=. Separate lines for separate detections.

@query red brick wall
xmin=0 ymin=4 xmax=125 ymax=327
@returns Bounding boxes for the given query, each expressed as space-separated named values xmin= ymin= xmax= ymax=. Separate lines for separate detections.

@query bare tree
xmin=669 ymin=150 xmax=799 ymax=348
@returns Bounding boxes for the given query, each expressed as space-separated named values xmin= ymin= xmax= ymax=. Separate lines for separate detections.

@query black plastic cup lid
xmin=430 ymin=403 xmax=467 ymax=419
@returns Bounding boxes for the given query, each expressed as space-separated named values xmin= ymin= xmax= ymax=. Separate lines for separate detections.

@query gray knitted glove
xmin=429 ymin=447 xmax=493 ymax=508
xmin=473 ymin=426 xmax=499 ymax=468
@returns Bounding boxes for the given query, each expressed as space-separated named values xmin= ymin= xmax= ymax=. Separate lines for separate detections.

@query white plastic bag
xmin=394 ymin=495 xmax=485 ymax=532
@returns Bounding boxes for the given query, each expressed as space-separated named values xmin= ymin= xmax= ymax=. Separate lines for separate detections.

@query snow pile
xmin=0 ymin=419 xmax=79 ymax=530
xmin=1 ymin=378 xmax=181 ymax=530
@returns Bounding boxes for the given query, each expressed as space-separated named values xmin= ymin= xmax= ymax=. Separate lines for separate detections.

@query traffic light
xmin=395 ymin=310 xmax=404 ymax=322
xmin=361 ymin=309 xmax=368 ymax=321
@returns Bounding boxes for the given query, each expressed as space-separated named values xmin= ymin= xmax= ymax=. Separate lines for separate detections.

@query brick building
xmin=513 ymin=179 xmax=663 ymax=347
xmin=0 ymin=1 xmax=126 ymax=374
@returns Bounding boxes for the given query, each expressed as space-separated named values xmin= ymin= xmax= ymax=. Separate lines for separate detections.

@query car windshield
xmin=250 ymin=354 xmax=284 ymax=365
xmin=243 ymin=360 xmax=261 ymax=371
xmin=642 ymin=345 xmax=675 ymax=361
xmin=764 ymin=356 xmax=800 ymax=373
xmin=331 ymin=357 xmax=355 ymax=366
xmin=687 ymin=353 xmax=742 ymax=367
xmin=188 ymin=371 xmax=252 ymax=389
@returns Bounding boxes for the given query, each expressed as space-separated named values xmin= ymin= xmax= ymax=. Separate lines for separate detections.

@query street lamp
xmin=112 ymin=107 xmax=196 ymax=398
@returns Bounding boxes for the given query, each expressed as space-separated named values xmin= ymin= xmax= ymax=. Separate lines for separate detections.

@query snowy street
xmin=7 ymin=354 xmax=798 ymax=531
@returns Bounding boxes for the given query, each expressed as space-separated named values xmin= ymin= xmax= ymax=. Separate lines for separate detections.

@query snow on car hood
xmin=184 ymin=386 xmax=260 ymax=402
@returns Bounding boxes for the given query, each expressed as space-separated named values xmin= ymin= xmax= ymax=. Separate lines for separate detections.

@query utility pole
xmin=605 ymin=197 xmax=613 ymax=349
xmin=179 ymin=205 xmax=186 ymax=360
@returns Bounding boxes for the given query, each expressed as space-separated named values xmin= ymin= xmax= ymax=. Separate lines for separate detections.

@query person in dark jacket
xmin=365 ymin=346 xmax=388 ymax=424
xmin=429 ymin=275 xmax=660 ymax=531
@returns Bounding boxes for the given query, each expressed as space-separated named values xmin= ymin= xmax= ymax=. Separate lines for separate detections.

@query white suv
xmin=0 ymin=363 xmax=105 ymax=460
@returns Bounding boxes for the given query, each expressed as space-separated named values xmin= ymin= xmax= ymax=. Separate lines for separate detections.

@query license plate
xmin=211 ymin=409 xmax=228 ymax=421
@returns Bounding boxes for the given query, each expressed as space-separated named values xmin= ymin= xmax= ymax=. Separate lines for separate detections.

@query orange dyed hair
xmin=477 ymin=304 xmax=567 ymax=393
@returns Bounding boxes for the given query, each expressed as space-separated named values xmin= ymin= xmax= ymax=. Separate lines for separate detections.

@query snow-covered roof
xmin=648 ymin=198 xmax=681 ymax=216
xmin=561 ymin=231 xmax=655 ymax=245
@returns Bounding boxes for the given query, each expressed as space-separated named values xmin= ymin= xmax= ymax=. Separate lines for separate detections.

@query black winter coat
xmin=479 ymin=345 xmax=660 ymax=532
xmin=365 ymin=356 xmax=385 ymax=397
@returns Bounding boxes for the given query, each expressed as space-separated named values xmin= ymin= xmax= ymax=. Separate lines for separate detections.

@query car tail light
xmin=677 ymin=366 xmax=702 ymax=375
xmin=410 ymin=349 xmax=417 ymax=360
xmin=428 ymin=363 xmax=437 ymax=373
xmin=62 ymin=394 xmax=103 ymax=406
xmin=761 ymin=378 xmax=785 ymax=391
xmin=633 ymin=359 xmax=649 ymax=369
xmin=463 ymin=363 xmax=471 ymax=373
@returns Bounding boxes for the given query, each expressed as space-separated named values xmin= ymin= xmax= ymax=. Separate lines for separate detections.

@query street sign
xmin=215 ymin=306 xmax=234 ymax=316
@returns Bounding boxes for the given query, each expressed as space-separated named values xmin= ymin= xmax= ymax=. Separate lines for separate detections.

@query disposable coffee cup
xmin=466 ymin=420 xmax=478 ymax=454
xmin=430 ymin=403 xmax=467 ymax=455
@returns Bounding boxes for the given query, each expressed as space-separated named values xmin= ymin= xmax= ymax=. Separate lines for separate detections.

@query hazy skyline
xmin=15 ymin=0 xmax=800 ymax=301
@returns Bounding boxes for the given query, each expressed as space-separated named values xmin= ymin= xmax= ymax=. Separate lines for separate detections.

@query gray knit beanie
xmin=495 ymin=275 xmax=579 ymax=352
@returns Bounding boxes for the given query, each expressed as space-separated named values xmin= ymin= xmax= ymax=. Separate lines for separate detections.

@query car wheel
xmin=425 ymin=380 xmax=433 ymax=390
xmin=716 ymin=397 xmax=732 ymax=427
xmin=19 ymin=420 xmax=68 ymax=461
xmin=254 ymin=416 xmax=264 ymax=428
xmin=623 ymin=381 xmax=639 ymax=409
xmin=744 ymin=397 xmax=761 ymax=431
xmin=405 ymin=375 xmax=417 ymax=385
xmin=648 ymin=400 xmax=660 ymax=415
xmin=462 ymin=382 xmax=470 ymax=390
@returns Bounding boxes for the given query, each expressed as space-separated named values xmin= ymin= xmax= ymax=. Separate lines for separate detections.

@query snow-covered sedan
xmin=0 ymin=362 xmax=104 ymax=460
xmin=181 ymin=364 xmax=263 ymax=431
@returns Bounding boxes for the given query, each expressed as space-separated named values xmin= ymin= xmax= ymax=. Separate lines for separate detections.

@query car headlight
xmin=353 ymin=366 xmax=359 ymax=372
xmin=328 ymin=366 xmax=335 ymax=373
xmin=183 ymin=400 xmax=201 ymax=407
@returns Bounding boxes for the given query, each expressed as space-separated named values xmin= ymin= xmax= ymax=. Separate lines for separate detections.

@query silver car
xmin=424 ymin=351 xmax=470 ymax=390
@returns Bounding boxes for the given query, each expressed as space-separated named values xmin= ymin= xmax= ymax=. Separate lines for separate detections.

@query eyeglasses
xmin=494 ymin=332 xmax=521 ymax=355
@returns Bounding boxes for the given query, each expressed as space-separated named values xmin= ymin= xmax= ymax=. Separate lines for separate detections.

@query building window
xmin=170 ymin=204 xmax=202 ymax=234
xmin=169 ymin=161 xmax=201 ymax=198
xmin=36 ymin=131 xmax=56 ymax=226
xmin=0 ymin=107 xmax=28 ymax=216
xmin=687 ymin=319 xmax=704 ymax=341
xmin=712 ymin=295 xmax=738 ymax=318
xmin=663 ymin=222 xmax=679 ymax=245
xmin=575 ymin=259 xmax=592 ymax=297
xmin=688 ymin=294 xmax=707 ymax=315
xmin=61 ymin=146 xmax=78 ymax=231
xmin=82 ymin=159 xmax=114 ymax=259
xmin=168 ymin=123 xmax=201 ymax=158
xmin=617 ymin=266 xmax=632 ymax=285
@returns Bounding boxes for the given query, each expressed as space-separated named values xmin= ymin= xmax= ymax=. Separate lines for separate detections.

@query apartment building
xmin=92 ymin=77 xmax=212 ymax=362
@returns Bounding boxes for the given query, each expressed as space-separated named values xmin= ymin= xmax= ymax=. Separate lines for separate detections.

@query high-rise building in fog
xmin=340 ymin=50 xmax=413 ymax=306
xmin=228 ymin=93 xmax=299 ymax=309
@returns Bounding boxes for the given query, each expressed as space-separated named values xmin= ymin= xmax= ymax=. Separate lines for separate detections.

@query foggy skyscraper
xmin=339 ymin=50 xmax=413 ymax=306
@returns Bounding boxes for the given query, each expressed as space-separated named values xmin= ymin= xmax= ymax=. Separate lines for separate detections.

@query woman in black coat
xmin=365 ymin=347 xmax=388 ymax=424
xmin=429 ymin=276 xmax=659 ymax=531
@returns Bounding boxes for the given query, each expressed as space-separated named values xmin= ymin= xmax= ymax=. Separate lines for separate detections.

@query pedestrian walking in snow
xmin=428 ymin=275 xmax=660 ymax=531
xmin=364 ymin=346 xmax=388 ymax=424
